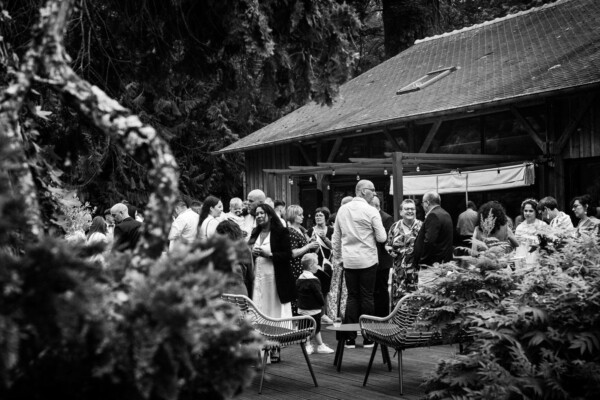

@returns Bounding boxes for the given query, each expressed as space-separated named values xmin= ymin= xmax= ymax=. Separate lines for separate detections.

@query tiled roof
xmin=219 ymin=0 xmax=600 ymax=154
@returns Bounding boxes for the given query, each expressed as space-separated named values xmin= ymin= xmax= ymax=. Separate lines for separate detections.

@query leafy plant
xmin=422 ymin=233 xmax=600 ymax=400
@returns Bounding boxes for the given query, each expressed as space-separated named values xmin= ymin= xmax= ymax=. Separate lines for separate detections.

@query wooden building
xmin=218 ymin=0 xmax=600 ymax=224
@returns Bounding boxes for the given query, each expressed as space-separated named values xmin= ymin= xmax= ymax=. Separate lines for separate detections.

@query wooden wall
xmin=244 ymin=145 xmax=299 ymax=205
xmin=562 ymin=94 xmax=600 ymax=159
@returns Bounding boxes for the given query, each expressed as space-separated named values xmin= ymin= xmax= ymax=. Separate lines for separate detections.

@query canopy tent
xmin=389 ymin=163 xmax=535 ymax=195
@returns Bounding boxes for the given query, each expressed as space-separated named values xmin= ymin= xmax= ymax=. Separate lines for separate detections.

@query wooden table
xmin=326 ymin=323 xmax=391 ymax=372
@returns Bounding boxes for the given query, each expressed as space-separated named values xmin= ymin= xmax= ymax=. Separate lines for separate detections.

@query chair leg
xmin=259 ymin=349 xmax=269 ymax=394
xmin=398 ymin=349 xmax=404 ymax=395
xmin=382 ymin=345 xmax=392 ymax=371
xmin=363 ymin=342 xmax=378 ymax=387
xmin=300 ymin=342 xmax=318 ymax=387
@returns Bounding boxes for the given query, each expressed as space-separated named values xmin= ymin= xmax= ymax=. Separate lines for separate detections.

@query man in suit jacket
xmin=111 ymin=203 xmax=142 ymax=252
xmin=370 ymin=196 xmax=394 ymax=317
xmin=412 ymin=191 xmax=453 ymax=288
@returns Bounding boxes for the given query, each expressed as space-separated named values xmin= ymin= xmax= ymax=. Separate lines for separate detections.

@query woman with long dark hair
xmin=471 ymin=201 xmax=518 ymax=255
xmin=248 ymin=203 xmax=295 ymax=319
xmin=198 ymin=195 xmax=223 ymax=240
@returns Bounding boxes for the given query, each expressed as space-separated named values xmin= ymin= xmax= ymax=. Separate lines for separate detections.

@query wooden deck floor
xmin=235 ymin=328 xmax=458 ymax=400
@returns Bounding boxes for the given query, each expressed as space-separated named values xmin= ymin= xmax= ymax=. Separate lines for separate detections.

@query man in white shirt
xmin=539 ymin=196 xmax=574 ymax=232
xmin=168 ymin=200 xmax=199 ymax=252
xmin=332 ymin=180 xmax=387 ymax=348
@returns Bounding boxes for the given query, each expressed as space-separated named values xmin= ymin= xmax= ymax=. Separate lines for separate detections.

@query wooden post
xmin=392 ymin=152 xmax=404 ymax=221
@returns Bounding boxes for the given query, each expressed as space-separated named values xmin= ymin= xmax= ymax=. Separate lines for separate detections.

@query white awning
xmin=390 ymin=163 xmax=535 ymax=195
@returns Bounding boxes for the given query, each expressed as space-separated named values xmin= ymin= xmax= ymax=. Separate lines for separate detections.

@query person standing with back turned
xmin=412 ymin=191 xmax=454 ymax=289
xmin=332 ymin=180 xmax=387 ymax=349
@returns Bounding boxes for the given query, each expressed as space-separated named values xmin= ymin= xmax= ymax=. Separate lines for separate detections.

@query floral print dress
xmin=288 ymin=226 xmax=308 ymax=315
xmin=387 ymin=219 xmax=422 ymax=306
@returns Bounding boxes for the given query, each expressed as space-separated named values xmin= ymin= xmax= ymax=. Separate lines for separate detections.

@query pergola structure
xmin=265 ymin=152 xmax=536 ymax=220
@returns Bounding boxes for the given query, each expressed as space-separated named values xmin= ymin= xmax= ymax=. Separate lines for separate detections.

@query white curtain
xmin=389 ymin=163 xmax=534 ymax=195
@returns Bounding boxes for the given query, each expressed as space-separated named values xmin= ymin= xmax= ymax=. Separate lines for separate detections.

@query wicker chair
xmin=222 ymin=293 xmax=318 ymax=393
xmin=359 ymin=293 xmax=471 ymax=395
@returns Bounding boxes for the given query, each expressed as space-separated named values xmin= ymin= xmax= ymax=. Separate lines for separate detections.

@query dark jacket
xmin=413 ymin=206 xmax=454 ymax=267
xmin=296 ymin=276 xmax=325 ymax=310
xmin=315 ymin=269 xmax=331 ymax=294
xmin=377 ymin=210 xmax=395 ymax=270
xmin=250 ymin=225 xmax=296 ymax=304
xmin=113 ymin=217 xmax=142 ymax=251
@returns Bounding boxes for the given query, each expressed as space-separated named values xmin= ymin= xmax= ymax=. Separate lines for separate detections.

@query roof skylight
xmin=396 ymin=66 xmax=457 ymax=95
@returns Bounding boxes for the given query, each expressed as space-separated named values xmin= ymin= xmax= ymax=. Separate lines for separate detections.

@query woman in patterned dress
xmin=286 ymin=205 xmax=319 ymax=315
xmin=386 ymin=199 xmax=422 ymax=306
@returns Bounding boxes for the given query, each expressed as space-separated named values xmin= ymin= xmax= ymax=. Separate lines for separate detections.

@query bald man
xmin=242 ymin=189 xmax=266 ymax=239
xmin=110 ymin=202 xmax=142 ymax=251
xmin=332 ymin=180 xmax=387 ymax=348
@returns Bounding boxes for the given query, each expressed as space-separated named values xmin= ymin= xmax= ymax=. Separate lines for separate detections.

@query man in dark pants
xmin=370 ymin=196 xmax=394 ymax=317
xmin=412 ymin=191 xmax=453 ymax=289
xmin=332 ymin=180 xmax=387 ymax=349
xmin=110 ymin=202 xmax=142 ymax=252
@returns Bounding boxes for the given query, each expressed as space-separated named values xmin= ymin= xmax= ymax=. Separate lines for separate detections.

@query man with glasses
xmin=332 ymin=180 xmax=387 ymax=349
xmin=412 ymin=191 xmax=453 ymax=289
xmin=110 ymin=202 xmax=142 ymax=252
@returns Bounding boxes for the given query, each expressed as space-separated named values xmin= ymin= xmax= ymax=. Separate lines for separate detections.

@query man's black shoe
xmin=363 ymin=340 xmax=375 ymax=348
xmin=344 ymin=339 xmax=356 ymax=349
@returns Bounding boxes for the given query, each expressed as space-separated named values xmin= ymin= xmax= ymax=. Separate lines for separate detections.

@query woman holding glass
xmin=249 ymin=203 xmax=295 ymax=318
xmin=515 ymin=198 xmax=547 ymax=266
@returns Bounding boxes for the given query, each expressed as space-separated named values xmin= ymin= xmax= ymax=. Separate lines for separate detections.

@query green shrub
xmin=0 ymin=232 xmax=262 ymax=400
xmin=422 ymin=235 xmax=600 ymax=399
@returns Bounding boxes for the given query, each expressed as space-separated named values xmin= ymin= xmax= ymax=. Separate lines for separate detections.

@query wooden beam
xmin=419 ymin=119 xmax=442 ymax=153
xmin=385 ymin=152 xmax=524 ymax=161
xmin=555 ymin=93 xmax=598 ymax=153
xmin=392 ymin=152 xmax=404 ymax=221
xmin=383 ymin=127 xmax=402 ymax=152
xmin=510 ymin=106 xmax=546 ymax=152
xmin=326 ymin=137 xmax=343 ymax=162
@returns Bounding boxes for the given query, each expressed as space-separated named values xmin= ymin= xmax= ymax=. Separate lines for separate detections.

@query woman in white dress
xmin=515 ymin=199 xmax=547 ymax=266
xmin=198 ymin=195 xmax=223 ymax=240
xmin=249 ymin=203 xmax=295 ymax=319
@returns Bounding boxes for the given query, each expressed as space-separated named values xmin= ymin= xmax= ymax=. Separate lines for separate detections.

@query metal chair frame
xmin=222 ymin=293 xmax=318 ymax=394
xmin=359 ymin=293 xmax=471 ymax=395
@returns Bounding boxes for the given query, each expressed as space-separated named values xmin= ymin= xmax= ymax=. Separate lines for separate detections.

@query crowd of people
xmin=68 ymin=183 xmax=599 ymax=358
